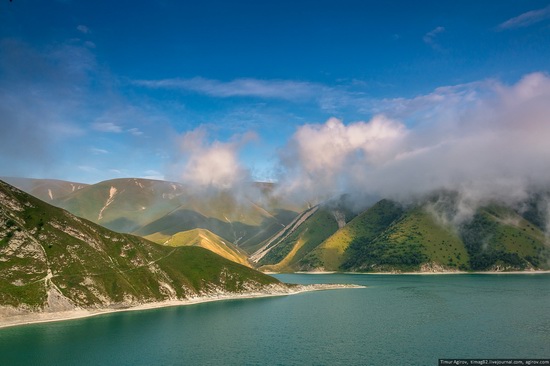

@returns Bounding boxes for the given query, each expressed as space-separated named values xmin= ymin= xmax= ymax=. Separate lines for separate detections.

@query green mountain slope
xmin=460 ymin=205 xmax=548 ymax=270
xmin=0 ymin=180 xmax=280 ymax=313
xmin=254 ymin=204 xmax=354 ymax=272
xmin=257 ymin=195 xmax=550 ymax=273
xmin=304 ymin=199 xmax=404 ymax=271
xmin=341 ymin=205 xmax=469 ymax=272
xmin=145 ymin=228 xmax=251 ymax=267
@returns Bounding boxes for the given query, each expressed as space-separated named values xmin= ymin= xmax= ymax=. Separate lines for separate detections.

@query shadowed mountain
xmin=50 ymin=178 xmax=301 ymax=257
xmin=459 ymin=204 xmax=548 ymax=271
xmin=53 ymin=178 xmax=187 ymax=233
xmin=1 ymin=177 xmax=88 ymax=203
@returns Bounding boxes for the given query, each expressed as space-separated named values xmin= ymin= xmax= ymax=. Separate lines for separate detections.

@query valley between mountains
xmin=0 ymin=178 xmax=361 ymax=326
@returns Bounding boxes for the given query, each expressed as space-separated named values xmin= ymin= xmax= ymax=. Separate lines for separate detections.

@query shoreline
xmin=0 ymin=283 xmax=363 ymax=330
xmin=269 ymin=270 xmax=550 ymax=275
xmin=2 ymin=270 xmax=548 ymax=329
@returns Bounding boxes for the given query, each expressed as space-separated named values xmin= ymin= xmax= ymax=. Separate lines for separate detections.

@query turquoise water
xmin=0 ymin=274 xmax=548 ymax=365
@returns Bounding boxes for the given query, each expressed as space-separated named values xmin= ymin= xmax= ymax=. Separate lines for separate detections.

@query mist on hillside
xmin=166 ymin=73 xmax=550 ymax=231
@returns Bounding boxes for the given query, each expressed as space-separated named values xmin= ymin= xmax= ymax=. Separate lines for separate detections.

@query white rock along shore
xmin=0 ymin=283 xmax=364 ymax=329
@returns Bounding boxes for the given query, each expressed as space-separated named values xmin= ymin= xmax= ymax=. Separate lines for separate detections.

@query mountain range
xmin=255 ymin=194 xmax=549 ymax=272
xmin=4 ymin=177 xmax=549 ymax=273
xmin=0 ymin=179 xmax=283 ymax=316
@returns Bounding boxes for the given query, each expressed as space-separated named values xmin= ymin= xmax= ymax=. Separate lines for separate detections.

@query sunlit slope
xmin=145 ymin=228 xmax=251 ymax=267
xmin=0 ymin=180 xmax=280 ymax=311
xmin=255 ymin=206 xmax=354 ymax=272
xmin=302 ymin=199 xmax=404 ymax=271
xmin=132 ymin=189 xmax=300 ymax=250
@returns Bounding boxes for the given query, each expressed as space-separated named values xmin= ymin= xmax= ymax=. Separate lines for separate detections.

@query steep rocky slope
xmin=0 ymin=180 xmax=281 ymax=316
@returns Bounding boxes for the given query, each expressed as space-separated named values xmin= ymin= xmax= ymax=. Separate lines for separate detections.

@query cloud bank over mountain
xmin=2 ymin=36 xmax=548 ymax=211
xmin=167 ymin=127 xmax=256 ymax=191
xmin=275 ymin=72 xmax=550 ymax=215
xmin=1 ymin=37 xmax=549 ymax=213
xmin=160 ymin=71 xmax=550 ymax=227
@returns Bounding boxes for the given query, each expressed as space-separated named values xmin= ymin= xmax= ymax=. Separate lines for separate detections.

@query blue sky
xmin=1 ymin=0 xmax=550 ymax=192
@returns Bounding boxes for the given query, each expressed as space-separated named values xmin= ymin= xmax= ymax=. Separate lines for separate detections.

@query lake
xmin=0 ymin=274 xmax=548 ymax=365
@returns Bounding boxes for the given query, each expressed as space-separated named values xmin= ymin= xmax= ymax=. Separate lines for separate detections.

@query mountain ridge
xmin=0 ymin=180 xmax=284 ymax=318
xmin=257 ymin=195 xmax=550 ymax=273
xmin=5 ymin=177 xmax=549 ymax=273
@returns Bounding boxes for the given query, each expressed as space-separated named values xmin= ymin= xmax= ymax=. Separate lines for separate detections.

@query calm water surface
xmin=0 ymin=274 xmax=548 ymax=365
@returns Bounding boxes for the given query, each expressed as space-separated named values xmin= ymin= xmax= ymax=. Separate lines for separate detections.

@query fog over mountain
xmin=278 ymin=73 xmax=550 ymax=204
xmin=1 ymin=37 xmax=549 ymax=218
xmin=162 ymin=73 xmax=550 ymax=230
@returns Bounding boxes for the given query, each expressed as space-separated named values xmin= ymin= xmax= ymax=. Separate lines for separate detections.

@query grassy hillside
xmin=145 ymin=228 xmax=251 ymax=267
xmin=459 ymin=205 xmax=548 ymax=270
xmin=341 ymin=205 xmax=469 ymax=272
xmin=304 ymin=199 xmax=404 ymax=271
xmin=256 ymin=206 xmax=353 ymax=272
xmin=0 ymin=180 xmax=280 ymax=311
xmin=256 ymin=194 xmax=550 ymax=273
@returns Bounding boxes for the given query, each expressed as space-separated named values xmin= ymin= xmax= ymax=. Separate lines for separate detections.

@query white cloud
xmin=423 ymin=26 xmax=445 ymax=50
xmin=142 ymin=170 xmax=164 ymax=180
xmin=90 ymin=147 xmax=108 ymax=155
xmin=128 ymin=128 xmax=144 ymax=136
xmin=92 ymin=122 xmax=123 ymax=133
xmin=134 ymin=77 xmax=328 ymax=101
xmin=77 ymin=25 xmax=91 ymax=34
xmin=171 ymin=127 xmax=252 ymax=190
xmin=497 ymin=5 xmax=550 ymax=30
xmin=278 ymin=72 xmax=550 ymax=216
xmin=278 ymin=115 xmax=407 ymax=201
